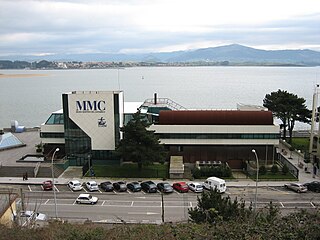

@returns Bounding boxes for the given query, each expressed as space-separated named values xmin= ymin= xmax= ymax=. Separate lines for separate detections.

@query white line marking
xmin=280 ymin=202 xmax=284 ymax=208
xmin=44 ymin=199 xmax=49 ymax=204
xmin=131 ymin=201 xmax=134 ymax=207
xmin=83 ymin=188 xmax=87 ymax=192
xmin=28 ymin=185 xmax=32 ymax=191
xmin=54 ymin=186 xmax=59 ymax=192
xmin=310 ymin=202 xmax=315 ymax=208
xmin=101 ymin=200 xmax=105 ymax=206
xmin=98 ymin=189 xmax=102 ymax=193
xmin=189 ymin=202 xmax=193 ymax=208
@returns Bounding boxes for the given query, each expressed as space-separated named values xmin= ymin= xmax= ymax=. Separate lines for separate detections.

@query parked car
xmin=127 ymin=182 xmax=142 ymax=192
xmin=100 ymin=181 xmax=114 ymax=192
xmin=113 ymin=181 xmax=127 ymax=192
xmin=85 ymin=181 xmax=99 ymax=192
xmin=42 ymin=180 xmax=53 ymax=191
xmin=141 ymin=181 xmax=157 ymax=193
xmin=284 ymin=183 xmax=308 ymax=193
xmin=20 ymin=210 xmax=48 ymax=221
xmin=303 ymin=181 xmax=320 ymax=192
xmin=68 ymin=180 xmax=83 ymax=191
xmin=157 ymin=182 xmax=173 ymax=193
xmin=76 ymin=193 xmax=98 ymax=204
xmin=188 ymin=182 xmax=203 ymax=193
xmin=172 ymin=182 xmax=189 ymax=193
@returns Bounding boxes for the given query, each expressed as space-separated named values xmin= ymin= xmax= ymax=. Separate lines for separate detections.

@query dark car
xmin=141 ymin=181 xmax=157 ymax=193
xmin=42 ymin=180 xmax=53 ymax=191
xmin=157 ymin=182 xmax=173 ymax=193
xmin=100 ymin=181 xmax=114 ymax=192
xmin=172 ymin=182 xmax=189 ymax=193
xmin=127 ymin=182 xmax=142 ymax=192
xmin=304 ymin=181 xmax=320 ymax=192
xmin=113 ymin=181 xmax=127 ymax=192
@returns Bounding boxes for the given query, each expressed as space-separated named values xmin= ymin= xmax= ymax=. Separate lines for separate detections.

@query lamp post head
xmin=252 ymin=149 xmax=256 ymax=153
xmin=55 ymin=148 xmax=60 ymax=152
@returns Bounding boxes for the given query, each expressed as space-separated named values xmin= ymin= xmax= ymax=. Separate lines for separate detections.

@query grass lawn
xmin=248 ymin=172 xmax=297 ymax=181
xmin=89 ymin=163 xmax=169 ymax=178
xmin=291 ymin=138 xmax=309 ymax=152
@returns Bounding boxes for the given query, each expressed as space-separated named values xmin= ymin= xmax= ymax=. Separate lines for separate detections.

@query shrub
xmin=259 ymin=165 xmax=267 ymax=175
xmin=282 ymin=164 xmax=289 ymax=175
xmin=270 ymin=165 xmax=279 ymax=174
xmin=191 ymin=165 xmax=232 ymax=178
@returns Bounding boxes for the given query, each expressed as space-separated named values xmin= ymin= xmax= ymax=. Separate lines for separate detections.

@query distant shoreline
xmin=0 ymin=73 xmax=49 ymax=78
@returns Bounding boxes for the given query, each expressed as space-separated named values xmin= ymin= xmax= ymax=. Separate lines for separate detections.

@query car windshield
xmin=196 ymin=186 xmax=202 ymax=189
xmin=163 ymin=183 xmax=171 ymax=188
xmin=88 ymin=195 xmax=92 ymax=199
xmin=74 ymin=182 xmax=81 ymax=186
xmin=91 ymin=183 xmax=97 ymax=186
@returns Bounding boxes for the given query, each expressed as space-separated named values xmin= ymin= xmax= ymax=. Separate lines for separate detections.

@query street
xmin=2 ymin=183 xmax=318 ymax=224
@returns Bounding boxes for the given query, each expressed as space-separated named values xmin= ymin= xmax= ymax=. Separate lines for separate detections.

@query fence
xmin=278 ymin=154 xmax=299 ymax=179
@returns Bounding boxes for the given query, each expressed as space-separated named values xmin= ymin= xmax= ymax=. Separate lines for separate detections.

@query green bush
xmin=282 ymin=164 xmax=289 ymax=175
xmin=270 ymin=165 xmax=279 ymax=174
xmin=191 ymin=165 xmax=232 ymax=179
xmin=259 ymin=165 xmax=267 ymax=175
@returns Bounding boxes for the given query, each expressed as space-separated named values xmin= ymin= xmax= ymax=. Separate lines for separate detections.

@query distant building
xmin=40 ymin=91 xmax=280 ymax=170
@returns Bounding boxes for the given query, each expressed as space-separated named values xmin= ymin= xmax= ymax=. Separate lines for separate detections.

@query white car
xmin=68 ymin=180 xmax=83 ymax=191
xmin=76 ymin=194 xmax=98 ymax=204
xmin=20 ymin=211 xmax=48 ymax=221
xmin=188 ymin=182 xmax=204 ymax=193
xmin=85 ymin=181 xmax=99 ymax=191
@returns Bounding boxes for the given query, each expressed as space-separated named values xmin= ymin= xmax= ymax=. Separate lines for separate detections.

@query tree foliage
xmin=263 ymin=89 xmax=311 ymax=143
xmin=116 ymin=112 xmax=167 ymax=170
xmin=188 ymin=188 xmax=251 ymax=224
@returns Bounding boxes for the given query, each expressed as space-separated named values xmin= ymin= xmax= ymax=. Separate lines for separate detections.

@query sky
xmin=0 ymin=0 xmax=320 ymax=57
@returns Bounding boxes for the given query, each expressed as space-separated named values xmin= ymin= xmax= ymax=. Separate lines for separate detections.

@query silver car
xmin=85 ymin=181 xmax=99 ymax=191
xmin=188 ymin=182 xmax=204 ymax=193
xmin=284 ymin=183 xmax=308 ymax=193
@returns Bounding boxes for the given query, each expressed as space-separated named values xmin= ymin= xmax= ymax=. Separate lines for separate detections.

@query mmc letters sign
xmin=76 ymin=100 xmax=106 ymax=113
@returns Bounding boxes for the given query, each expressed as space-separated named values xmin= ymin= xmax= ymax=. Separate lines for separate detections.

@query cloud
xmin=0 ymin=0 xmax=319 ymax=56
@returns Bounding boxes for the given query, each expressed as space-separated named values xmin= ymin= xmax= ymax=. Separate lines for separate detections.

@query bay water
xmin=1 ymin=66 xmax=319 ymax=129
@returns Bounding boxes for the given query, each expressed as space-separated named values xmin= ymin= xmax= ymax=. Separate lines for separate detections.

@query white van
xmin=203 ymin=177 xmax=226 ymax=193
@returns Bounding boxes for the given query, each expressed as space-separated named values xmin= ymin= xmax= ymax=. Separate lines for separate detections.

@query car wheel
xmin=76 ymin=201 xmax=80 ymax=204
xmin=91 ymin=202 xmax=94 ymax=205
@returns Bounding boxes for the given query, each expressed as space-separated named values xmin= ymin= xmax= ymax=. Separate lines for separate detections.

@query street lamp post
xmin=52 ymin=148 xmax=59 ymax=219
xmin=252 ymin=149 xmax=259 ymax=213
xmin=297 ymin=150 xmax=301 ymax=165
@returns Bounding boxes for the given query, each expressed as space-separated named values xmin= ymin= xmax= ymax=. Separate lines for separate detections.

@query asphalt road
xmin=2 ymin=184 xmax=319 ymax=224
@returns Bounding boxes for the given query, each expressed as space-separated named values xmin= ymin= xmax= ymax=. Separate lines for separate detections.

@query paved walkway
xmin=0 ymin=131 xmax=319 ymax=187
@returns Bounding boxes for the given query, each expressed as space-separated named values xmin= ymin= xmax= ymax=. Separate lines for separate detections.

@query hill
xmin=1 ymin=44 xmax=320 ymax=66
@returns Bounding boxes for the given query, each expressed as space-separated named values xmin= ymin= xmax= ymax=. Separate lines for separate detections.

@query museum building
xmin=40 ymin=91 xmax=280 ymax=169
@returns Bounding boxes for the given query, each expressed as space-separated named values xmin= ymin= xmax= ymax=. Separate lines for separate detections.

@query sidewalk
xmin=0 ymin=141 xmax=319 ymax=188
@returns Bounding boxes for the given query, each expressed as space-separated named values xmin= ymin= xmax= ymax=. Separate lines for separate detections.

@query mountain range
xmin=2 ymin=44 xmax=320 ymax=66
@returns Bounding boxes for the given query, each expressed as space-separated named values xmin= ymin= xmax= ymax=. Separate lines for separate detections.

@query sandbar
xmin=0 ymin=73 xmax=48 ymax=78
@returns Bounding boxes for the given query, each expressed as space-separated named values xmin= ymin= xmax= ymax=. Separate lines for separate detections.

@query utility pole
xmin=161 ymin=193 xmax=164 ymax=223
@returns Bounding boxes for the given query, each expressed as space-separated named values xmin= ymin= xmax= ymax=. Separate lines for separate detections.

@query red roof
xmin=159 ymin=110 xmax=273 ymax=125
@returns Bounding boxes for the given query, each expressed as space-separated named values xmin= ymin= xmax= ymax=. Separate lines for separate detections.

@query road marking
xmin=279 ymin=202 xmax=284 ymax=208
xmin=98 ymin=189 xmax=102 ymax=193
xmin=310 ymin=202 xmax=315 ymax=208
xmin=83 ymin=188 xmax=87 ymax=193
xmin=174 ymin=190 xmax=180 ymax=195
xmin=101 ymin=200 xmax=105 ymax=206
xmin=131 ymin=201 xmax=134 ymax=206
xmin=28 ymin=185 xmax=32 ymax=191
xmin=128 ymin=212 xmax=159 ymax=215
xmin=44 ymin=199 xmax=50 ymax=204
xmin=127 ymin=190 xmax=132 ymax=194
xmin=189 ymin=202 xmax=193 ymax=208
xmin=54 ymin=186 xmax=59 ymax=192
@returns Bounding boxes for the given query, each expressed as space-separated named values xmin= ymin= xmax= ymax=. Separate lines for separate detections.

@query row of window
xmin=156 ymin=133 xmax=280 ymax=140
xmin=45 ymin=114 xmax=64 ymax=125
xmin=40 ymin=132 xmax=64 ymax=138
